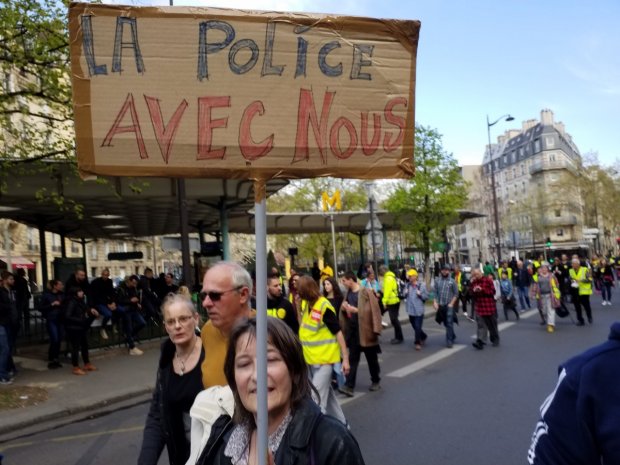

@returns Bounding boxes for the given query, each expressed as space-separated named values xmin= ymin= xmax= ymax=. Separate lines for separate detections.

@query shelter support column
xmin=38 ymin=223 xmax=49 ymax=285
xmin=60 ymin=231 xmax=67 ymax=258
xmin=383 ymin=230 xmax=389 ymax=266
xmin=219 ymin=199 xmax=230 ymax=260
xmin=177 ymin=179 xmax=192 ymax=287
xmin=357 ymin=232 xmax=365 ymax=266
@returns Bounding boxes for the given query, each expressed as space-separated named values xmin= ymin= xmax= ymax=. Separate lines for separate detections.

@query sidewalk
xmin=0 ymin=302 xmax=439 ymax=439
xmin=0 ymin=338 xmax=163 ymax=438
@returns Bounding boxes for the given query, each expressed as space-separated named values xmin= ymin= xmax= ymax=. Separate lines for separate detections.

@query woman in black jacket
xmin=39 ymin=279 xmax=65 ymax=369
xmin=63 ymin=286 xmax=98 ymax=375
xmin=138 ymin=294 xmax=204 ymax=465
xmin=197 ymin=317 xmax=365 ymax=465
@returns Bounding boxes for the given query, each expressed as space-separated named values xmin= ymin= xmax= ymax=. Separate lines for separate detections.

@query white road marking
xmin=387 ymin=309 xmax=538 ymax=379
xmin=387 ymin=345 xmax=467 ymax=378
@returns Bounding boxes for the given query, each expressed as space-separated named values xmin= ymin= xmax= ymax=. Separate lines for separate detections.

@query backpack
xmin=397 ymin=279 xmax=407 ymax=300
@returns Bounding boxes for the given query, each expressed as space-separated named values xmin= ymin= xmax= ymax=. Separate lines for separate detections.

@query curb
xmin=0 ymin=388 xmax=153 ymax=439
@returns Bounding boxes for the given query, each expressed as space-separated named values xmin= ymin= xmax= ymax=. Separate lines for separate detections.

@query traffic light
xmin=546 ymin=237 xmax=552 ymax=247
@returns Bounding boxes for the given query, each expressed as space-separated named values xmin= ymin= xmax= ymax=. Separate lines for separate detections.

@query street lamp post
xmin=487 ymin=113 xmax=514 ymax=263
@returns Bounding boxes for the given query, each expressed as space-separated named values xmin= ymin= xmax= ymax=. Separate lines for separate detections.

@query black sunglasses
xmin=199 ymin=286 xmax=243 ymax=302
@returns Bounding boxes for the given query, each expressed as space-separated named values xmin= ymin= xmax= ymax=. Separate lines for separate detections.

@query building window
xmin=546 ymin=136 xmax=555 ymax=148
xmin=51 ymin=234 xmax=61 ymax=252
xmin=522 ymin=182 xmax=526 ymax=193
xmin=512 ymin=167 xmax=516 ymax=178
xmin=90 ymin=244 xmax=98 ymax=260
xmin=555 ymin=209 xmax=561 ymax=217
xmin=71 ymin=242 xmax=80 ymax=254
xmin=549 ymin=153 xmax=556 ymax=162
xmin=146 ymin=246 xmax=152 ymax=260
xmin=476 ymin=239 xmax=481 ymax=248
xmin=557 ymin=228 xmax=564 ymax=236
xmin=534 ymin=139 xmax=541 ymax=152
xmin=26 ymin=227 xmax=38 ymax=251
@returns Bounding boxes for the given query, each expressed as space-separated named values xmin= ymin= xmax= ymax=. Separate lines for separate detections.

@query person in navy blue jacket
xmin=528 ymin=322 xmax=620 ymax=464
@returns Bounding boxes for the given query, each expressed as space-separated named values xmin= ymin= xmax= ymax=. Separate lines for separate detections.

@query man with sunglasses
xmin=199 ymin=261 xmax=254 ymax=389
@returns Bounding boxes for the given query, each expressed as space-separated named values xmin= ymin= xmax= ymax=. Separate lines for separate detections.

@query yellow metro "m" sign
xmin=321 ymin=190 xmax=341 ymax=212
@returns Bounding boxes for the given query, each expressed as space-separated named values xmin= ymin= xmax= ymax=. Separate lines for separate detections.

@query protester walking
xmin=379 ymin=265 xmax=402 ymax=344
xmin=404 ymin=269 xmax=428 ymax=350
xmin=433 ymin=264 xmax=458 ymax=348
xmin=138 ymin=294 xmax=203 ymax=465
xmin=596 ymin=258 xmax=615 ymax=306
xmin=470 ymin=268 xmax=499 ymax=350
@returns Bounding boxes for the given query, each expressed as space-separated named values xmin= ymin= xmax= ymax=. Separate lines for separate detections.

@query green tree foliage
xmin=579 ymin=153 xmax=620 ymax=254
xmin=266 ymin=178 xmax=369 ymax=271
xmin=0 ymin=0 xmax=72 ymax=168
xmin=385 ymin=125 xmax=468 ymax=281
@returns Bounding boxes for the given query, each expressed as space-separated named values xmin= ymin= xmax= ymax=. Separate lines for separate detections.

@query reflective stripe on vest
xmin=299 ymin=297 xmax=340 ymax=365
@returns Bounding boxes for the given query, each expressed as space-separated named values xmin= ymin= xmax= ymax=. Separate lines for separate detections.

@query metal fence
xmin=15 ymin=293 xmax=207 ymax=351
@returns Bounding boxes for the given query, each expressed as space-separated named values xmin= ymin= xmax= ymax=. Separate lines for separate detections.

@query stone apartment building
xmin=450 ymin=109 xmax=589 ymax=264
xmin=0 ymin=220 xmax=180 ymax=290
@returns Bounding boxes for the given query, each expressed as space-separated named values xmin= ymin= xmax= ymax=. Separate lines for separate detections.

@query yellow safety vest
xmin=569 ymin=267 xmax=592 ymax=296
xmin=299 ymin=296 xmax=340 ymax=365
xmin=498 ymin=267 xmax=513 ymax=280
xmin=382 ymin=271 xmax=400 ymax=305
xmin=455 ymin=272 xmax=462 ymax=292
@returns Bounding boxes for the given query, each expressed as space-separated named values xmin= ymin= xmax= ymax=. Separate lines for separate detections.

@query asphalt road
xmin=1 ymin=296 xmax=616 ymax=465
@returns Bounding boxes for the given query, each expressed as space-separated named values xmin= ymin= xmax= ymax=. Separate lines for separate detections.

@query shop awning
xmin=0 ymin=256 xmax=36 ymax=270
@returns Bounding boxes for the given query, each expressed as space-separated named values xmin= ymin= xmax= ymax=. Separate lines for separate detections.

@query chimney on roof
xmin=522 ymin=119 xmax=537 ymax=131
xmin=555 ymin=121 xmax=565 ymax=135
xmin=540 ymin=109 xmax=554 ymax=125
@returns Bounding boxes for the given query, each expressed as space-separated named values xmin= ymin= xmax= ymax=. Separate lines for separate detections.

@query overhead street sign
xmin=366 ymin=230 xmax=384 ymax=248
xmin=365 ymin=217 xmax=383 ymax=231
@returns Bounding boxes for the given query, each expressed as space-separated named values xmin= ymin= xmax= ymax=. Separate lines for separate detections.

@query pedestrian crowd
xmin=2 ymin=254 xmax=619 ymax=464
xmin=0 ymin=267 xmax=189 ymax=383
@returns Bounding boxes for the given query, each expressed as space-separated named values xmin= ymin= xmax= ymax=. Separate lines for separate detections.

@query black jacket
xmin=515 ymin=268 xmax=531 ymax=287
xmin=39 ymin=290 xmax=64 ymax=320
xmin=199 ymin=397 xmax=366 ymax=465
xmin=63 ymin=296 xmax=90 ymax=331
xmin=138 ymin=337 xmax=204 ymax=465
xmin=89 ymin=277 xmax=116 ymax=307
xmin=116 ymin=282 xmax=140 ymax=311
xmin=0 ymin=286 xmax=17 ymax=327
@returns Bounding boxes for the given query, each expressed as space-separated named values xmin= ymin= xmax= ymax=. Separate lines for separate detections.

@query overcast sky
xmin=104 ymin=0 xmax=620 ymax=168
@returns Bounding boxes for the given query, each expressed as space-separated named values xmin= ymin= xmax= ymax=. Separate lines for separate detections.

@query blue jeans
xmin=517 ymin=286 xmax=531 ymax=310
xmin=439 ymin=305 xmax=455 ymax=345
xmin=46 ymin=318 xmax=64 ymax=362
xmin=0 ymin=325 xmax=10 ymax=380
xmin=408 ymin=315 xmax=427 ymax=344
xmin=118 ymin=307 xmax=146 ymax=349
xmin=96 ymin=304 xmax=113 ymax=328
xmin=602 ymin=282 xmax=612 ymax=302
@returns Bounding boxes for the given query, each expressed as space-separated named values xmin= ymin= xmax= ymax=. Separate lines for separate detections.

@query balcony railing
xmin=543 ymin=215 xmax=578 ymax=226
xmin=529 ymin=159 xmax=578 ymax=175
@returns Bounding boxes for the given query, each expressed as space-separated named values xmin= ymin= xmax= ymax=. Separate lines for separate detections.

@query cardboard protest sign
xmin=69 ymin=3 xmax=419 ymax=180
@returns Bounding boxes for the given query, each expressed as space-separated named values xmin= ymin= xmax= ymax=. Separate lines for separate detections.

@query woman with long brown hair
xmin=296 ymin=275 xmax=349 ymax=425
